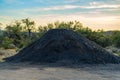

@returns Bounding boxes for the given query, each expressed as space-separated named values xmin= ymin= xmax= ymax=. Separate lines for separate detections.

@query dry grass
xmin=0 ymin=49 xmax=16 ymax=62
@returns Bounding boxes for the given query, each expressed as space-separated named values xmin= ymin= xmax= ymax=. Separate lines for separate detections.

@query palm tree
xmin=22 ymin=18 xmax=35 ymax=38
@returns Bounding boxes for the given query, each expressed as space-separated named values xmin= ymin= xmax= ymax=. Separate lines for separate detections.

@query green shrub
xmin=76 ymin=29 xmax=111 ymax=47
xmin=1 ymin=19 xmax=120 ymax=49
xmin=111 ymin=31 xmax=120 ymax=48
xmin=1 ymin=37 xmax=15 ymax=49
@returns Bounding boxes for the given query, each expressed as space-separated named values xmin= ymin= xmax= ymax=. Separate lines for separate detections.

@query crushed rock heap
xmin=5 ymin=29 xmax=120 ymax=64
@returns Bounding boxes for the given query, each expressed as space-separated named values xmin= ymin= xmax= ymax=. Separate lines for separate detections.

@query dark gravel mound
xmin=4 ymin=29 xmax=120 ymax=64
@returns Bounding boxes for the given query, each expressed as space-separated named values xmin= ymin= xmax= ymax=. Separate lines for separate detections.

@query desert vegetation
xmin=0 ymin=18 xmax=120 ymax=54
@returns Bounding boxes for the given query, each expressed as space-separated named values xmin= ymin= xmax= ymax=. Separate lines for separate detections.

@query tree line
xmin=0 ymin=18 xmax=120 ymax=49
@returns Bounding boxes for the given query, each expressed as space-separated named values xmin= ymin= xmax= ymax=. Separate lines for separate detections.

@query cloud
xmin=89 ymin=1 xmax=120 ymax=8
xmin=24 ymin=5 xmax=78 ymax=12
xmin=41 ymin=5 xmax=77 ymax=10
xmin=24 ymin=4 xmax=120 ymax=12
xmin=86 ymin=4 xmax=120 ymax=9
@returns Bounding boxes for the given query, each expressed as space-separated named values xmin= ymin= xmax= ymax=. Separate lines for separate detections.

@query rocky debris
xmin=105 ymin=46 xmax=120 ymax=53
xmin=4 ymin=29 xmax=120 ymax=64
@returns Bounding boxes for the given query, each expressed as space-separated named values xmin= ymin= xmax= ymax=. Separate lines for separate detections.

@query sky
xmin=0 ymin=0 xmax=120 ymax=30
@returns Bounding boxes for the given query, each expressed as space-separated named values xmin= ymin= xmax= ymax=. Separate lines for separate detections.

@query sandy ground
xmin=0 ymin=62 xmax=120 ymax=80
xmin=0 ymin=49 xmax=16 ymax=61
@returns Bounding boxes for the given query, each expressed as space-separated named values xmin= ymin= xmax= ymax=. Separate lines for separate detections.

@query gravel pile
xmin=4 ymin=29 xmax=120 ymax=64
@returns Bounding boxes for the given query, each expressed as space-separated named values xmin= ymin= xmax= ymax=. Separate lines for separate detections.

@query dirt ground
xmin=0 ymin=62 xmax=120 ymax=80
xmin=0 ymin=49 xmax=16 ymax=61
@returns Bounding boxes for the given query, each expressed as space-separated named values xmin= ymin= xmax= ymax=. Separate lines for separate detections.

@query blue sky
xmin=0 ymin=0 xmax=120 ymax=30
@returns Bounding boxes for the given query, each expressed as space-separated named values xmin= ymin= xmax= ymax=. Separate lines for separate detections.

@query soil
xmin=0 ymin=62 xmax=120 ymax=80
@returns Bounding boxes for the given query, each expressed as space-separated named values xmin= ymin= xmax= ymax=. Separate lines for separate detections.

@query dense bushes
xmin=0 ymin=19 xmax=120 ymax=49
xmin=0 ymin=37 xmax=15 ymax=49
xmin=111 ymin=31 xmax=120 ymax=48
